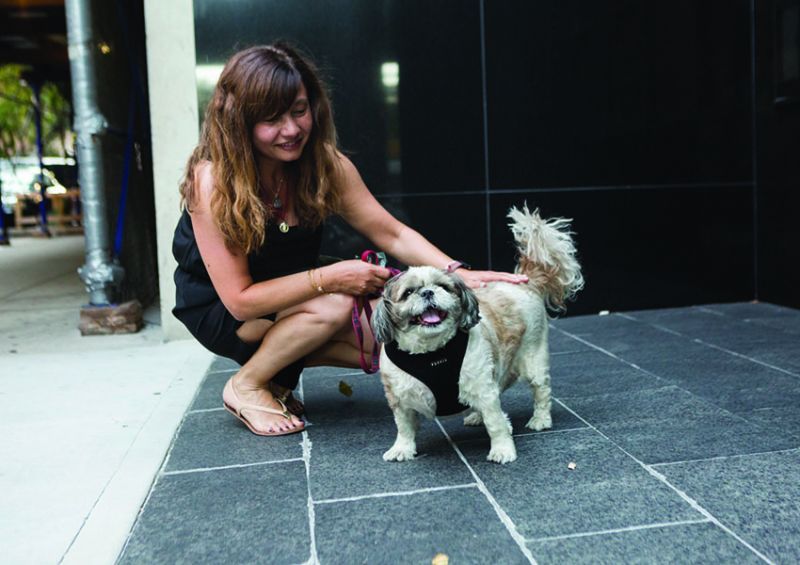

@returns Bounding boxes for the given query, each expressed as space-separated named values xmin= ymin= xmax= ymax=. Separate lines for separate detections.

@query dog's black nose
xmin=420 ymin=289 xmax=434 ymax=299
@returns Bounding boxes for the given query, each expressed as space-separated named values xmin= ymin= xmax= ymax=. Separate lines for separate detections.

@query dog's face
xmin=372 ymin=266 xmax=480 ymax=354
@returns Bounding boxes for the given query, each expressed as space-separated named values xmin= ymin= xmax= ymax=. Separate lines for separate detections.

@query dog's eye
xmin=402 ymin=288 xmax=415 ymax=299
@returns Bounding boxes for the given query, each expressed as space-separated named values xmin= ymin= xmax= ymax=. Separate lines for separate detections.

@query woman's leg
xmin=304 ymin=297 xmax=380 ymax=368
xmin=224 ymin=293 xmax=356 ymax=434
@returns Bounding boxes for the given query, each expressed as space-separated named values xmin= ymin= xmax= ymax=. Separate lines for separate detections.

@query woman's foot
xmin=269 ymin=382 xmax=306 ymax=416
xmin=222 ymin=374 xmax=304 ymax=435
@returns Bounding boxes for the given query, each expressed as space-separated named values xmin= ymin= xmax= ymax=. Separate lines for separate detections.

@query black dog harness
xmin=384 ymin=331 xmax=470 ymax=416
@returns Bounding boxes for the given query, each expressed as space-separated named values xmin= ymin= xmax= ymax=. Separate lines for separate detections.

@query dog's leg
xmin=520 ymin=342 xmax=552 ymax=431
xmin=475 ymin=395 xmax=516 ymax=464
xmin=383 ymin=405 xmax=418 ymax=462
xmin=463 ymin=410 xmax=483 ymax=426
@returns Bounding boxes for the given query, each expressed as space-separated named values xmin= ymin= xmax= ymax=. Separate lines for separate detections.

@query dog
xmin=372 ymin=205 xmax=584 ymax=464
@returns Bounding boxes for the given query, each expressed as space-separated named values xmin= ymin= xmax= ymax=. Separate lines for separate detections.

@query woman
xmin=172 ymin=43 xmax=527 ymax=437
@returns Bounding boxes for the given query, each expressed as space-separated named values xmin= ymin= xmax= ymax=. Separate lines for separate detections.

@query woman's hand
xmin=454 ymin=269 xmax=529 ymax=289
xmin=320 ymin=260 xmax=392 ymax=296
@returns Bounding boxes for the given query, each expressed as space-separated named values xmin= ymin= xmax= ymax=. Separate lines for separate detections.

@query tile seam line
xmin=187 ymin=406 xmax=225 ymax=414
xmin=314 ymin=483 xmax=478 ymax=505
xmin=526 ymin=518 xmax=711 ymax=544
xmin=619 ymin=312 xmax=800 ymax=379
xmin=299 ymin=376 xmax=320 ymax=565
xmin=162 ymin=457 xmax=304 ymax=476
xmin=455 ymin=426 xmax=588 ymax=446
xmin=435 ymin=418 xmax=538 ymax=565
xmin=650 ymin=447 xmax=800 ymax=468
xmin=550 ymin=325 xmax=761 ymax=426
xmin=553 ymin=397 xmax=775 ymax=565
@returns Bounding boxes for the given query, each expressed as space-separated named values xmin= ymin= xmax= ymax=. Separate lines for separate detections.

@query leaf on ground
xmin=338 ymin=380 xmax=353 ymax=397
xmin=432 ymin=553 xmax=449 ymax=565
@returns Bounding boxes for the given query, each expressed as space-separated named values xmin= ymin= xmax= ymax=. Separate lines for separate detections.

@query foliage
xmin=0 ymin=64 xmax=72 ymax=160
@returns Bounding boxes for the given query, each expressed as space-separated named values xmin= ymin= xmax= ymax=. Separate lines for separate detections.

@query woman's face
xmin=252 ymin=84 xmax=313 ymax=164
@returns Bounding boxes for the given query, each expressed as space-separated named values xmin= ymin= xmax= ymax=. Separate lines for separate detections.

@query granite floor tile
xmin=302 ymin=370 xmax=392 ymax=424
xmin=627 ymin=309 xmax=800 ymax=373
xmin=658 ymin=449 xmax=800 ymax=562
xmin=458 ymin=429 xmax=699 ymax=539
xmin=307 ymin=417 xmax=473 ymax=501
xmin=527 ymin=521 xmax=762 ymax=564
xmin=119 ymin=461 xmax=310 ymax=564
xmin=560 ymin=386 xmax=799 ymax=463
xmin=164 ymin=410 xmax=303 ymax=472
xmin=438 ymin=382 xmax=585 ymax=444
xmin=314 ymin=488 xmax=528 ymax=564
xmin=737 ymin=406 xmax=800 ymax=439
xmin=551 ymin=350 xmax=668 ymax=398
xmin=551 ymin=313 xmax=630 ymax=338
xmin=548 ymin=324 xmax=593 ymax=354
xmin=701 ymin=303 xmax=800 ymax=336
xmin=207 ymin=356 xmax=239 ymax=373
xmin=188 ymin=371 xmax=231 ymax=411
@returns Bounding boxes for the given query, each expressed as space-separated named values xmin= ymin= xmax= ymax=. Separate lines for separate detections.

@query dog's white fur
xmin=373 ymin=205 xmax=584 ymax=464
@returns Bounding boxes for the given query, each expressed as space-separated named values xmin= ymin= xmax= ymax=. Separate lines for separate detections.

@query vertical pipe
xmin=0 ymin=176 xmax=8 ymax=245
xmin=30 ymin=81 xmax=51 ymax=237
xmin=65 ymin=0 xmax=124 ymax=305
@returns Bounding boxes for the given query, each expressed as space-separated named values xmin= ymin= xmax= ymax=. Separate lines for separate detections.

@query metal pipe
xmin=65 ymin=0 xmax=124 ymax=305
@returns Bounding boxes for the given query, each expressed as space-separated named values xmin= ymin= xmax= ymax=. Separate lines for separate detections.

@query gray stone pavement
xmin=118 ymin=302 xmax=800 ymax=564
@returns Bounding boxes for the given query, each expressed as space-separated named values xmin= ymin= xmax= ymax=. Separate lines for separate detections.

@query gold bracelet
xmin=307 ymin=269 xmax=325 ymax=294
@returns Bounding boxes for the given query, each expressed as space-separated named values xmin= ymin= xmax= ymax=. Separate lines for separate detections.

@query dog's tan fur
xmin=373 ymin=205 xmax=584 ymax=464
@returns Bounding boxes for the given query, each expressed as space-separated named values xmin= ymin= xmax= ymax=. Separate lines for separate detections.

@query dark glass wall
xmin=754 ymin=0 xmax=800 ymax=309
xmin=193 ymin=0 xmax=793 ymax=315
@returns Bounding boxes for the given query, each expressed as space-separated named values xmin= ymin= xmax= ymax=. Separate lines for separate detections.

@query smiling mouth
xmin=277 ymin=138 xmax=303 ymax=151
xmin=412 ymin=308 xmax=448 ymax=327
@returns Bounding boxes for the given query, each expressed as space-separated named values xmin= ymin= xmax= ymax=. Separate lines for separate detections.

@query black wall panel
xmin=193 ymin=0 xmax=794 ymax=314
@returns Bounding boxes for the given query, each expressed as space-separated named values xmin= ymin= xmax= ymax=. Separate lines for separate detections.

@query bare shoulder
xmin=334 ymin=150 xmax=361 ymax=180
xmin=191 ymin=160 xmax=215 ymax=211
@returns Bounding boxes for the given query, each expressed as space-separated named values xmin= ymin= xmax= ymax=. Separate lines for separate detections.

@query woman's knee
xmin=300 ymin=292 xmax=353 ymax=330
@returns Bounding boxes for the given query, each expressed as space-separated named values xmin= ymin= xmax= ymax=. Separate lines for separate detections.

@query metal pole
xmin=65 ymin=0 xmax=124 ymax=305
xmin=0 ymin=175 xmax=9 ymax=245
xmin=30 ymin=81 xmax=52 ymax=237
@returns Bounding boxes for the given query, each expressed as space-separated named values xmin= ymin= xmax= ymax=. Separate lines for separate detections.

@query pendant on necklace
xmin=279 ymin=221 xmax=290 ymax=233
xmin=272 ymin=195 xmax=282 ymax=209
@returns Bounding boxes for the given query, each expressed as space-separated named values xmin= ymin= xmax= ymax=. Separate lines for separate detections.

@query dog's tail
xmin=507 ymin=203 xmax=584 ymax=313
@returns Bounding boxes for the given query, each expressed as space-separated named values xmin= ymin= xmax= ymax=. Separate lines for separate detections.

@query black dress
xmin=172 ymin=209 xmax=323 ymax=388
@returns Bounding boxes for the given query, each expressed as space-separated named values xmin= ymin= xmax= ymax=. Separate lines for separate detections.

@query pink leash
xmin=353 ymin=250 xmax=401 ymax=374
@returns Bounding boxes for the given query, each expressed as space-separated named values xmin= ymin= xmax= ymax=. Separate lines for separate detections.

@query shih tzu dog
xmin=372 ymin=205 xmax=584 ymax=464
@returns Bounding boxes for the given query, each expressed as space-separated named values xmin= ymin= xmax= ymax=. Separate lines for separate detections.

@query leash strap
xmin=352 ymin=250 xmax=401 ymax=374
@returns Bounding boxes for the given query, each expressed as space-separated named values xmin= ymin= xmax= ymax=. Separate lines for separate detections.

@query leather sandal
xmin=223 ymin=378 xmax=304 ymax=437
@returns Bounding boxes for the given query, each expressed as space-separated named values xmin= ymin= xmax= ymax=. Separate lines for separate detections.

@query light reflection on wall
xmin=381 ymin=62 xmax=401 ymax=177
xmin=195 ymin=64 xmax=224 ymax=119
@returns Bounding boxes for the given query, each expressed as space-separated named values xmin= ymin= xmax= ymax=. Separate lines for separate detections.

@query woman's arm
xmin=190 ymin=162 xmax=389 ymax=320
xmin=337 ymin=155 xmax=527 ymax=287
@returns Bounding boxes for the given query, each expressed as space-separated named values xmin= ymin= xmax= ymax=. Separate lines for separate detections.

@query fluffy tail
xmin=507 ymin=203 xmax=584 ymax=313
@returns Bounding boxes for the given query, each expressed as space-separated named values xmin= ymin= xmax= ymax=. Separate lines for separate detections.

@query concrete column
xmin=143 ymin=0 xmax=198 ymax=340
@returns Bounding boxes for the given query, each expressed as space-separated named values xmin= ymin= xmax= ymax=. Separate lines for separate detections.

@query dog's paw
xmin=487 ymin=441 xmax=517 ymax=464
xmin=526 ymin=412 xmax=552 ymax=431
xmin=463 ymin=411 xmax=483 ymax=426
xmin=383 ymin=443 xmax=417 ymax=462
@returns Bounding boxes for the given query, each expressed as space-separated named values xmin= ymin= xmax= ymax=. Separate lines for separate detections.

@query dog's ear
xmin=371 ymin=299 xmax=395 ymax=344
xmin=449 ymin=272 xmax=481 ymax=330
xmin=371 ymin=273 xmax=402 ymax=343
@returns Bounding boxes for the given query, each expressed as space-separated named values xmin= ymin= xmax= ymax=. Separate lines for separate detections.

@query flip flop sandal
xmin=270 ymin=383 xmax=306 ymax=417
xmin=223 ymin=379 xmax=304 ymax=436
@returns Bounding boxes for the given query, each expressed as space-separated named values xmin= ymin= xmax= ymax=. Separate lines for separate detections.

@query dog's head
xmin=372 ymin=266 xmax=480 ymax=354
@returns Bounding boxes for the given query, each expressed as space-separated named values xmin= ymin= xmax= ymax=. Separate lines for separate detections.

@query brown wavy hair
xmin=180 ymin=42 xmax=344 ymax=254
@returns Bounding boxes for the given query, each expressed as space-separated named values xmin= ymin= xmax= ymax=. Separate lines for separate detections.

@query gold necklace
xmin=267 ymin=175 xmax=290 ymax=233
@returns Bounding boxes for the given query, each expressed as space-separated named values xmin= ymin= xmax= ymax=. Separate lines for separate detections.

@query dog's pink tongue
xmin=422 ymin=311 xmax=442 ymax=324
